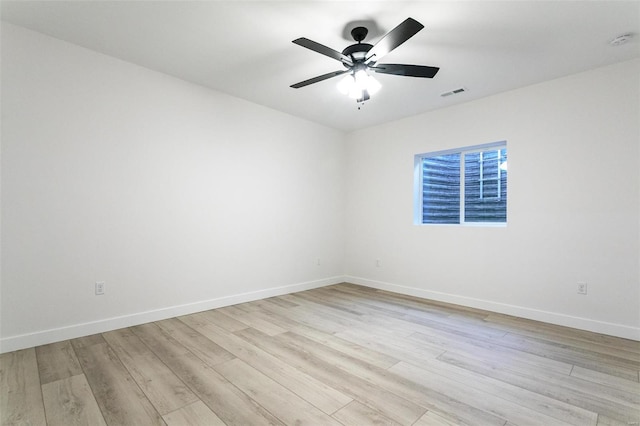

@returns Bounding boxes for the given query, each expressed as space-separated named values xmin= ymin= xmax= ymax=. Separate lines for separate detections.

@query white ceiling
xmin=2 ymin=1 xmax=639 ymax=131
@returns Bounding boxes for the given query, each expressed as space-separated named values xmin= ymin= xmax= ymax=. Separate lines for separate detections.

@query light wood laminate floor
xmin=2 ymin=283 xmax=639 ymax=425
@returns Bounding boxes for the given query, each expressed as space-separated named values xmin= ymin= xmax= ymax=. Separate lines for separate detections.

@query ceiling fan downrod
xmin=341 ymin=27 xmax=373 ymax=65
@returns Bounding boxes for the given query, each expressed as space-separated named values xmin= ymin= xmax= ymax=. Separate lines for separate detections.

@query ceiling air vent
xmin=441 ymin=87 xmax=467 ymax=97
xmin=609 ymin=33 xmax=633 ymax=46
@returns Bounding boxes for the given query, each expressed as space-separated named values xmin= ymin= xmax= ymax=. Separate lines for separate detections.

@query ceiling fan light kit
xmin=336 ymin=66 xmax=381 ymax=102
xmin=290 ymin=17 xmax=440 ymax=103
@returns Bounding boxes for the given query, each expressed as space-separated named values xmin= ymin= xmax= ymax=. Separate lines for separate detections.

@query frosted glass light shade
xmin=336 ymin=70 xmax=381 ymax=99
xmin=337 ymin=74 xmax=354 ymax=95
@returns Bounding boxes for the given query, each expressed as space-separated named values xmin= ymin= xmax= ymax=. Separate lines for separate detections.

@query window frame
xmin=414 ymin=141 xmax=507 ymax=226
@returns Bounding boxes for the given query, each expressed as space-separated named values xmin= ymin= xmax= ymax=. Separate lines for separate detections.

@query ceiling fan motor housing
xmin=342 ymin=26 xmax=372 ymax=65
xmin=342 ymin=43 xmax=373 ymax=65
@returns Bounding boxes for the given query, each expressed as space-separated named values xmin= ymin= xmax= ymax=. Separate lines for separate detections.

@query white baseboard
xmin=4 ymin=274 xmax=636 ymax=353
xmin=346 ymin=276 xmax=640 ymax=341
xmin=0 ymin=276 xmax=346 ymax=353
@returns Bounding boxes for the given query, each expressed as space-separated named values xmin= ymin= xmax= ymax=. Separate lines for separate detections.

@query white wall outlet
xmin=577 ymin=282 xmax=587 ymax=295
xmin=375 ymin=259 xmax=381 ymax=267
xmin=316 ymin=258 xmax=321 ymax=266
xmin=95 ymin=281 xmax=105 ymax=295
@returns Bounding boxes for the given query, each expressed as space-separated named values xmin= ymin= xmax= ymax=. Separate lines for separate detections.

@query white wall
xmin=344 ymin=59 xmax=640 ymax=340
xmin=2 ymin=23 xmax=638 ymax=352
xmin=1 ymin=24 xmax=346 ymax=352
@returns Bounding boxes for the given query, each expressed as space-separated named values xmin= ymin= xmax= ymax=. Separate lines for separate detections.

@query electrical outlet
xmin=577 ymin=282 xmax=587 ymax=295
xmin=375 ymin=259 xmax=381 ymax=267
xmin=316 ymin=258 xmax=321 ymax=266
xmin=95 ymin=281 xmax=105 ymax=295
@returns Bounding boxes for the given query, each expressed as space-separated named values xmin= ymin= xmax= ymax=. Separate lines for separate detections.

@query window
xmin=414 ymin=142 xmax=507 ymax=225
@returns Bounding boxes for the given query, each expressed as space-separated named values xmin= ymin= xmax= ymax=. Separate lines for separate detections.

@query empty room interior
xmin=1 ymin=1 xmax=639 ymax=425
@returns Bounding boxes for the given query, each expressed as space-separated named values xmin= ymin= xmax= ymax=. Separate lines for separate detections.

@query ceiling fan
xmin=290 ymin=17 xmax=440 ymax=103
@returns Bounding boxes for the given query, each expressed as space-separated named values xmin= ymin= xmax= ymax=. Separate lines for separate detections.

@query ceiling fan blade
xmin=371 ymin=64 xmax=440 ymax=78
xmin=293 ymin=38 xmax=353 ymax=66
xmin=290 ymin=70 xmax=349 ymax=89
xmin=365 ymin=18 xmax=424 ymax=63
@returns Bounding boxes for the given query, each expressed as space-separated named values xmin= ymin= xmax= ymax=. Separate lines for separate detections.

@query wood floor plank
xmin=70 ymin=333 xmax=107 ymax=349
xmin=331 ymin=284 xmax=491 ymax=321
xmin=484 ymin=313 xmax=640 ymax=355
xmin=131 ymin=322 xmax=284 ymax=426
xmin=235 ymin=327 xmax=429 ymax=426
xmin=258 ymin=297 xmax=355 ymax=334
xmin=0 ymin=348 xmax=46 ymax=426
xmin=332 ymin=400 xmax=401 ymax=426
xmin=499 ymin=332 xmax=640 ymax=376
xmin=298 ymin=287 xmax=486 ymax=340
xmin=155 ymin=318 xmax=235 ymax=367
xmin=288 ymin=291 xmax=390 ymax=326
xmin=315 ymin=286 xmax=505 ymax=339
xmin=334 ymin=327 xmax=445 ymax=370
xmin=162 ymin=400 xmax=225 ymax=426
xmin=192 ymin=310 xmax=249 ymax=332
xmin=491 ymin=325 xmax=640 ymax=362
xmin=596 ymin=414 xmax=636 ymax=425
xmin=217 ymin=305 xmax=288 ymax=336
xmin=281 ymin=320 xmax=400 ymax=370
xmin=391 ymin=353 xmax=596 ymax=426
xmin=229 ymin=301 xmax=401 ymax=370
xmin=41 ymin=374 xmax=106 ymax=426
xmin=72 ymin=341 xmax=164 ymax=426
xmin=275 ymin=330 xmax=509 ymax=426
xmin=263 ymin=295 xmax=299 ymax=308
xmin=178 ymin=314 xmax=353 ymax=415
xmin=214 ymin=358 xmax=343 ymax=425
xmin=291 ymin=289 xmax=368 ymax=317
xmin=407 ymin=328 xmax=574 ymax=376
xmin=35 ymin=341 xmax=83 ymax=385
xmin=571 ymin=365 xmax=640 ymax=394
xmin=390 ymin=361 xmax=593 ymax=426
xmin=102 ymin=328 xmax=199 ymax=415
xmin=412 ymin=411 xmax=464 ymax=426
xmin=445 ymin=336 xmax=640 ymax=407
xmin=265 ymin=292 xmax=420 ymax=343
xmin=239 ymin=300 xmax=312 ymax=331
xmin=438 ymin=350 xmax=639 ymax=424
